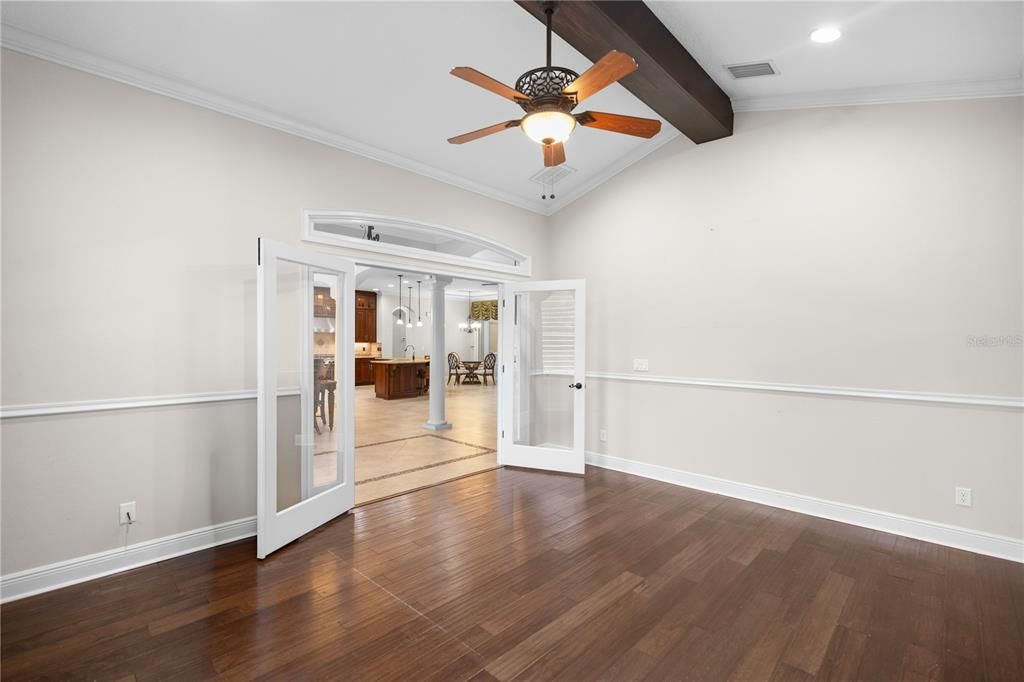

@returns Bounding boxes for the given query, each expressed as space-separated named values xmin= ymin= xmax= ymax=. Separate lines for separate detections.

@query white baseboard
xmin=4 ymin=455 xmax=1021 ymax=603
xmin=585 ymin=452 xmax=1023 ymax=563
xmin=0 ymin=516 xmax=256 ymax=603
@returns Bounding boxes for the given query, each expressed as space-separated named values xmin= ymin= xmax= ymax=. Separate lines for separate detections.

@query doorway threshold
xmin=354 ymin=465 xmax=502 ymax=507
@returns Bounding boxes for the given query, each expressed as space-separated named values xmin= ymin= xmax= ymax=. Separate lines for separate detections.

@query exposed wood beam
xmin=516 ymin=1 xmax=733 ymax=144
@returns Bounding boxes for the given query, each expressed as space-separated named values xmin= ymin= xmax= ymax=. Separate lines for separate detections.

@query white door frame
xmin=257 ymin=239 xmax=356 ymax=559
xmin=301 ymin=213 xmax=531 ymax=474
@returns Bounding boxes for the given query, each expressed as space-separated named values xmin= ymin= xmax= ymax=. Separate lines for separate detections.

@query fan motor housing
xmin=515 ymin=67 xmax=579 ymax=113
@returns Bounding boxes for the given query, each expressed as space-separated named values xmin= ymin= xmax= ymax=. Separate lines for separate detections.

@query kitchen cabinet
xmin=354 ymin=357 xmax=373 ymax=386
xmin=355 ymin=291 xmax=376 ymax=310
xmin=354 ymin=290 xmax=377 ymax=343
xmin=314 ymin=286 xmax=336 ymax=318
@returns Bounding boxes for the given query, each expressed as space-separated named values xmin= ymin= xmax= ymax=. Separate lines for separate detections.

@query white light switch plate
xmin=633 ymin=359 xmax=649 ymax=372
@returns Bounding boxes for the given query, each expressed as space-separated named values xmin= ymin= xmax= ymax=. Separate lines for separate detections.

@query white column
xmin=481 ymin=319 xmax=489 ymax=360
xmin=425 ymin=276 xmax=452 ymax=430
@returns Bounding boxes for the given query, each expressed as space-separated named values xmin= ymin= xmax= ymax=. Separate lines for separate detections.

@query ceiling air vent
xmin=725 ymin=61 xmax=778 ymax=79
xmin=530 ymin=165 xmax=576 ymax=186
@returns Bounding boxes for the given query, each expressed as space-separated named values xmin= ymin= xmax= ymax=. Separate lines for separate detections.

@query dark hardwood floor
xmin=2 ymin=466 xmax=1022 ymax=680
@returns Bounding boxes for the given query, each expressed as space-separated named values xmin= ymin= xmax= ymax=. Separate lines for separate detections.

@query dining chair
xmin=447 ymin=352 xmax=465 ymax=385
xmin=481 ymin=353 xmax=497 ymax=385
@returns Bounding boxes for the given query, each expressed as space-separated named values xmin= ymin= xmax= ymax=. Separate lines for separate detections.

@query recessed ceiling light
xmin=810 ymin=26 xmax=841 ymax=43
xmin=387 ymin=283 xmax=394 ymax=288
xmin=372 ymin=288 xmax=380 ymax=292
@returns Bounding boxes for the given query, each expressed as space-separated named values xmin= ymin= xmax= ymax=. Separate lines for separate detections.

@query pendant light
xmin=406 ymin=285 xmax=414 ymax=327
xmin=395 ymin=274 xmax=404 ymax=325
xmin=416 ymin=281 xmax=424 ymax=327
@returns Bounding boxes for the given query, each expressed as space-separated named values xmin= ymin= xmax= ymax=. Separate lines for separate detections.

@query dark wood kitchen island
xmin=370 ymin=358 xmax=430 ymax=400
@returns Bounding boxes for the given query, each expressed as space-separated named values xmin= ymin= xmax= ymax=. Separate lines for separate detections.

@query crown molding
xmin=0 ymin=24 xmax=679 ymax=220
xmin=542 ymin=127 xmax=683 ymax=216
xmin=5 ymin=24 xmax=1019 ymax=220
xmin=0 ymin=25 xmax=555 ymax=214
xmin=733 ymin=77 xmax=1024 ymax=113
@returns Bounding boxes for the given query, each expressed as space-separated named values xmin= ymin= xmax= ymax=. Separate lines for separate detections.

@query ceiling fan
xmin=447 ymin=2 xmax=661 ymax=167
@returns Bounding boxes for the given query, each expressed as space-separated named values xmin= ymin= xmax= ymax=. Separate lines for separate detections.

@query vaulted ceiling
xmin=2 ymin=2 xmax=1020 ymax=216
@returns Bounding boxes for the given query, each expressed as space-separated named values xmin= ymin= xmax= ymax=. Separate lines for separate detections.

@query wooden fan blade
xmin=448 ymin=120 xmax=521 ymax=145
xmin=450 ymin=67 xmax=525 ymax=102
xmin=563 ymin=51 xmax=638 ymax=104
xmin=576 ymin=111 xmax=661 ymax=138
xmin=543 ymin=142 xmax=566 ymax=167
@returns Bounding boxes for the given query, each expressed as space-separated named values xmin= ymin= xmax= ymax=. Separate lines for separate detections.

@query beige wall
xmin=548 ymin=97 xmax=1023 ymax=539
xmin=2 ymin=50 xmax=1022 ymax=578
xmin=0 ymin=51 xmax=547 ymax=574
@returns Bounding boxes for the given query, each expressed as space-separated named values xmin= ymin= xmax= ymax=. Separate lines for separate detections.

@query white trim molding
xmin=0 ymin=388 xmax=300 ymax=419
xmin=2 ymin=26 xmax=1020 ymax=217
xmin=587 ymin=371 xmax=1024 ymax=409
xmin=733 ymin=77 xmax=1024 ymax=113
xmin=586 ymin=452 xmax=1024 ymax=563
xmin=0 ymin=517 xmax=256 ymax=603
xmin=0 ymin=24 xmax=671 ymax=218
xmin=4 ymin=374 xmax=1019 ymax=420
xmin=303 ymin=209 xmax=532 ymax=279
xmin=543 ymin=128 xmax=682 ymax=213
xmin=0 ymin=25 xmax=550 ymax=215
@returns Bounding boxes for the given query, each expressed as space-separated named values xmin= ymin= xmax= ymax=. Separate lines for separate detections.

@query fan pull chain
xmin=541 ymin=177 xmax=557 ymax=201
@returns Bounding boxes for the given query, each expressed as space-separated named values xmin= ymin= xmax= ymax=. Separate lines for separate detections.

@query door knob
xmin=569 ymin=382 xmax=583 ymax=389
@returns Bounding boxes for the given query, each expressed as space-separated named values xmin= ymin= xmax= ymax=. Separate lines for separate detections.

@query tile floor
xmin=314 ymin=381 xmax=497 ymax=504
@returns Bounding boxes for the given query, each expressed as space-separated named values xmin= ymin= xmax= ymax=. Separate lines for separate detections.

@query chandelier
xmin=457 ymin=290 xmax=481 ymax=334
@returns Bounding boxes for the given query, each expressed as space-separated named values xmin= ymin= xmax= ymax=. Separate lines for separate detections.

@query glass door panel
xmin=274 ymin=258 xmax=305 ymax=513
xmin=311 ymin=270 xmax=342 ymax=493
xmin=501 ymin=281 xmax=585 ymax=474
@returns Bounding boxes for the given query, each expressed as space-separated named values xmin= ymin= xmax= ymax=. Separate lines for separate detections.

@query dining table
xmin=460 ymin=360 xmax=482 ymax=385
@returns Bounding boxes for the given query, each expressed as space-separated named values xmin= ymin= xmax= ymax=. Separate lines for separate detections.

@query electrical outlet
xmin=955 ymin=487 xmax=972 ymax=507
xmin=632 ymin=358 xmax=649 ymax=372
xmin=119 ymin=501 xmax=137 ymax=525
xmin=599 ymin=429 xmax=608 ymax=442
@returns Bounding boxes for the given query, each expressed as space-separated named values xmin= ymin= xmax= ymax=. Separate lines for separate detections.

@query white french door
xmin=500 ymin=280 xmax=586 ymax=474
xmin=257 ymin=239 xmax=355 ymax=558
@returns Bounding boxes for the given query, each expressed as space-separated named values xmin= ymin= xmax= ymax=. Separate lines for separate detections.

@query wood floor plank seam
xmin=345 ymin=559 xmax=488 ymax=662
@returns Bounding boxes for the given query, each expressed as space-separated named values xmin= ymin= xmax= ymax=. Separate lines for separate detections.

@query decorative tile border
xmin=353 ymin=434 xmax=496 ymax=485
xmin=357 ymin=451 xmax=495 ymax=485
xmin=353 ymin=433 xmax=496 ymax=451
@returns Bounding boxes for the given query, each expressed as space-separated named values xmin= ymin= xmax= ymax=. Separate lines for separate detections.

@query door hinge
xmin=501 ymin=430 xmax=504 ymax=438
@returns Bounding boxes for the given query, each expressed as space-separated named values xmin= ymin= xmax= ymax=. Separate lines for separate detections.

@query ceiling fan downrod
xmin=545 ymin=2 xmax=554 ymax=70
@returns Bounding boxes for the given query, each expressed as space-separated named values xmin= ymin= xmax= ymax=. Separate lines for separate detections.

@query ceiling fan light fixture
xmin=521 ymin=111 xmax=576 ymax=145
xmin=448 ymin=3 xmax=652 ymax=166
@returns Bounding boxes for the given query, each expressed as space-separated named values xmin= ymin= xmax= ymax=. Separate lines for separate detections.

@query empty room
xmin=1 ymin=1 xmax=1022 ymax=680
